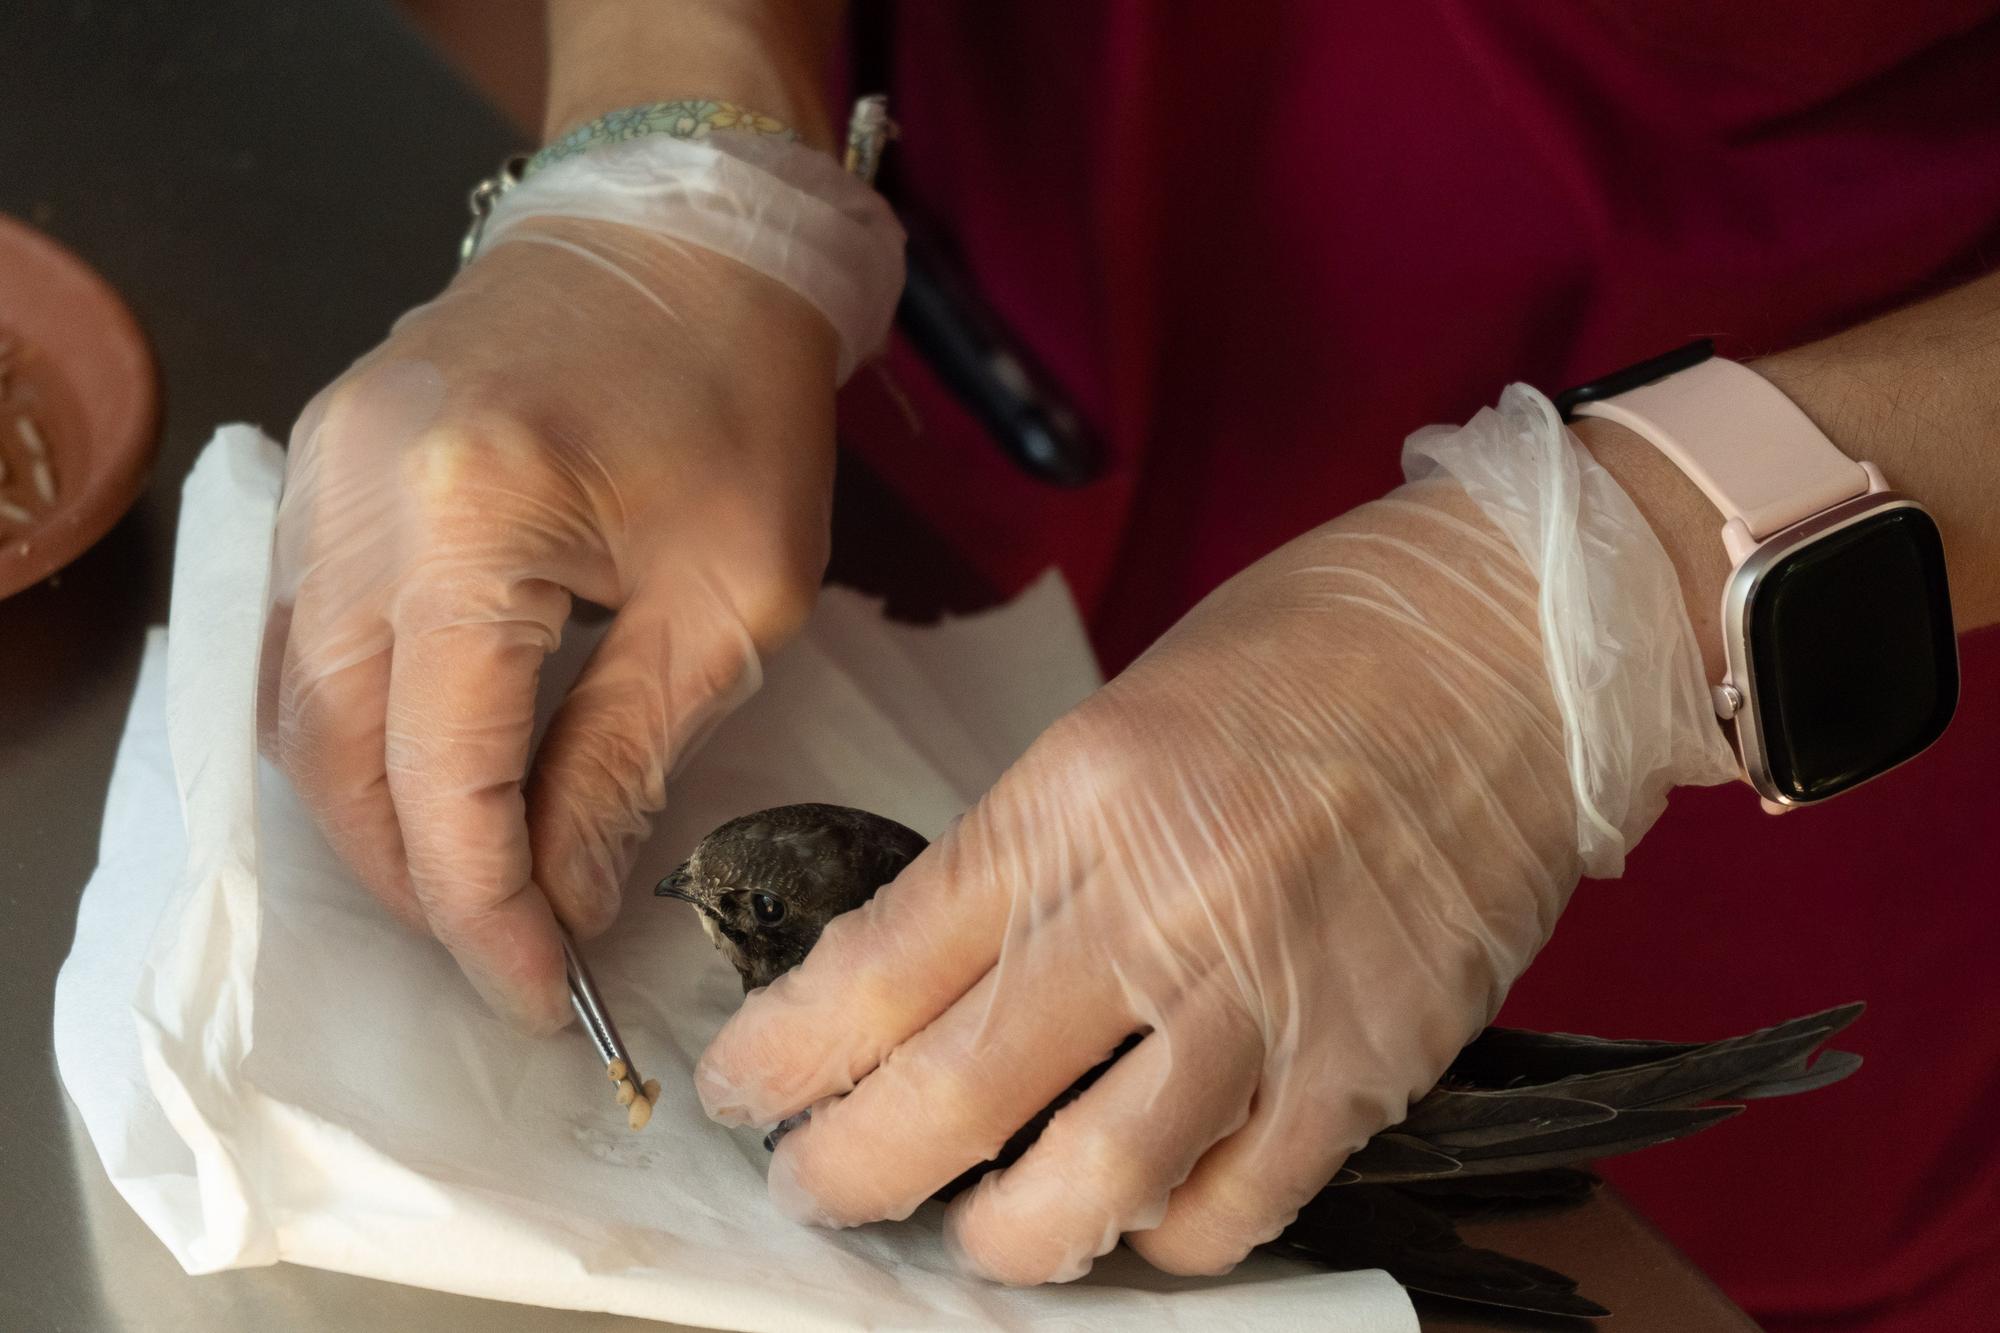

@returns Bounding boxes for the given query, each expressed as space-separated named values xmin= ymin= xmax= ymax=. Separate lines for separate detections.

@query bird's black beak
xmin=655 ymin=862 xmax=695 ymax=902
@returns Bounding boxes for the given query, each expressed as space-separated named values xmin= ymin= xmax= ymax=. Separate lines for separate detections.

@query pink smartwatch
xmin=1556 ymin=340 xmax=1958 ymax=811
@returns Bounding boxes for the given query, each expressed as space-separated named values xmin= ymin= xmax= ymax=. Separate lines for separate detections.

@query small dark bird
xmin=658 ymin=803 xmax=930 ymax=991
xmin=661 ymin=803 xmax=1862 ymax=1318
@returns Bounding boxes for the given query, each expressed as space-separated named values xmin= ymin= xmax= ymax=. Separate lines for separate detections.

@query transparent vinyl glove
xmin=261 ymin=135 xmax=903 ymax=1033
xmin=697 ymin=387 xmax=1738 ymax=1283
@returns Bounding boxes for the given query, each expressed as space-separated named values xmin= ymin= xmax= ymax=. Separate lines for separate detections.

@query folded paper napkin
xmin=52 ymin=428 xmax=1418 ymax=1332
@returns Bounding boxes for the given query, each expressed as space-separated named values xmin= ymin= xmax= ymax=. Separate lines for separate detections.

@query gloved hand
xmin=262 ymin=135 xmax=902 ymax=1033
xmin=696 ymin=387 xmax=1738 ymax=1283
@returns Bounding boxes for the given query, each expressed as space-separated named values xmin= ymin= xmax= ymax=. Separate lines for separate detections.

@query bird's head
xmin=656 ymin=849 xmax=819 ymax=992
xmin=657 ymin=803 xmax=929 ymax=992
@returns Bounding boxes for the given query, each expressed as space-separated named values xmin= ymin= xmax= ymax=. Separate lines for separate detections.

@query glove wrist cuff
xmin=1402 ymin=384 xmax=1739 ymax=876
xmin=462 ymin=100 xmax=906 ymax=384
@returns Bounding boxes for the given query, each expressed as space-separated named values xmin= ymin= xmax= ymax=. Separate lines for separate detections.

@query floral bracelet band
xmin=460 ymin=95 xmax=895 ymax=269
xmin=526 ymin=99 xmax=798 ymax=179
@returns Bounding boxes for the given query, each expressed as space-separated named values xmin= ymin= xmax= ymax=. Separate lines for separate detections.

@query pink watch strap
xmin=1571 ymin=357 xmax=1869 ymax=540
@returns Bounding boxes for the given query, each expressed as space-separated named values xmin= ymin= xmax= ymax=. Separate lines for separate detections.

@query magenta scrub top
xmin=837 ymin=4 xmax=2000 ymax=1328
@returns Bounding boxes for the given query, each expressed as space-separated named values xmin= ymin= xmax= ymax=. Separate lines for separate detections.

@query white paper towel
xmin=52 ymin=427 xmax=1418 ymax=1332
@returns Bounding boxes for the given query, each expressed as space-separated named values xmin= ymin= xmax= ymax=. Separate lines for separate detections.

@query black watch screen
xmin=1747 ymin=507 xmax=1958 ymax=802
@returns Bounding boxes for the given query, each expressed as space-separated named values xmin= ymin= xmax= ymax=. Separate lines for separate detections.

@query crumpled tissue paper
xmin=52 ymin=427 xmax=1418 ymax=1332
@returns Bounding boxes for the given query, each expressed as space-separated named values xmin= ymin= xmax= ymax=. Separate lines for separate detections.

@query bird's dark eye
xmin=751 ymin=892 xmax=787 ymax=925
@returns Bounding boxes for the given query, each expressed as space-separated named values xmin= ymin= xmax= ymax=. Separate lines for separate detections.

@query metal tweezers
xmin=562 ymin=933 xmax=645 ymax=1094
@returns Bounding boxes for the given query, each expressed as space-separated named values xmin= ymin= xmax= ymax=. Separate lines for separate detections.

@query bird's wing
xmin=1730 ymin=1048 xmax=1864 ymax=1100
xmin=1398 ymin=1166 xmax=1599 ymax=1210
xmin=1341 ymin=1107 xmax=1740 ymax=1183
xmin=1397 ymin=1089 xmax=1615 ymax=1148
xmin=1445 ymin=1003 xmax=1862 ymax=1093
xmin=1484 ymin=1005 xmax=1862 ymax=1110
xmin=1340 ymin=1003 xmax=1861 ymax=1185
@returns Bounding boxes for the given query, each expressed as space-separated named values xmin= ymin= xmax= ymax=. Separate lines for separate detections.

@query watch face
xmin=1747 ymin=506 xmax=1957 ymax=802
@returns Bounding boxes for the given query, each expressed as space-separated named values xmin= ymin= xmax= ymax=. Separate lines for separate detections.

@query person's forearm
xmin=1581 ymin=269 xmax=2000 ymax=680
xmin=544 ymin=0 xmax=846 ymax=150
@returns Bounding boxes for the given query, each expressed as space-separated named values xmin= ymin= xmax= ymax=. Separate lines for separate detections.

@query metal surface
xmin=458 ymin=154 xmax=528 ymax=269
xmin=563 ymin=933 xmax=646 ymax=1095
xmin=0 ymin=2 xmax=1747 ymax=1329
xmin=841 ymin=94 xmax=897 ymax=184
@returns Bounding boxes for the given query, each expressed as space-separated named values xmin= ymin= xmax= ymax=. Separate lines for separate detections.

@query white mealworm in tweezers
xmin=17 ymin=415 xmax=48 ymax=459
xmin=32 ymin=458 xmax=56 ymax=506
xmin=0 ymin=499 xmax=32 ymax=525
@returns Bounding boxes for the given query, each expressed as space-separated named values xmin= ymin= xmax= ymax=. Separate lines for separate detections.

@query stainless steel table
xmin=0 ymin=3 xmax=1752 ymax=1327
